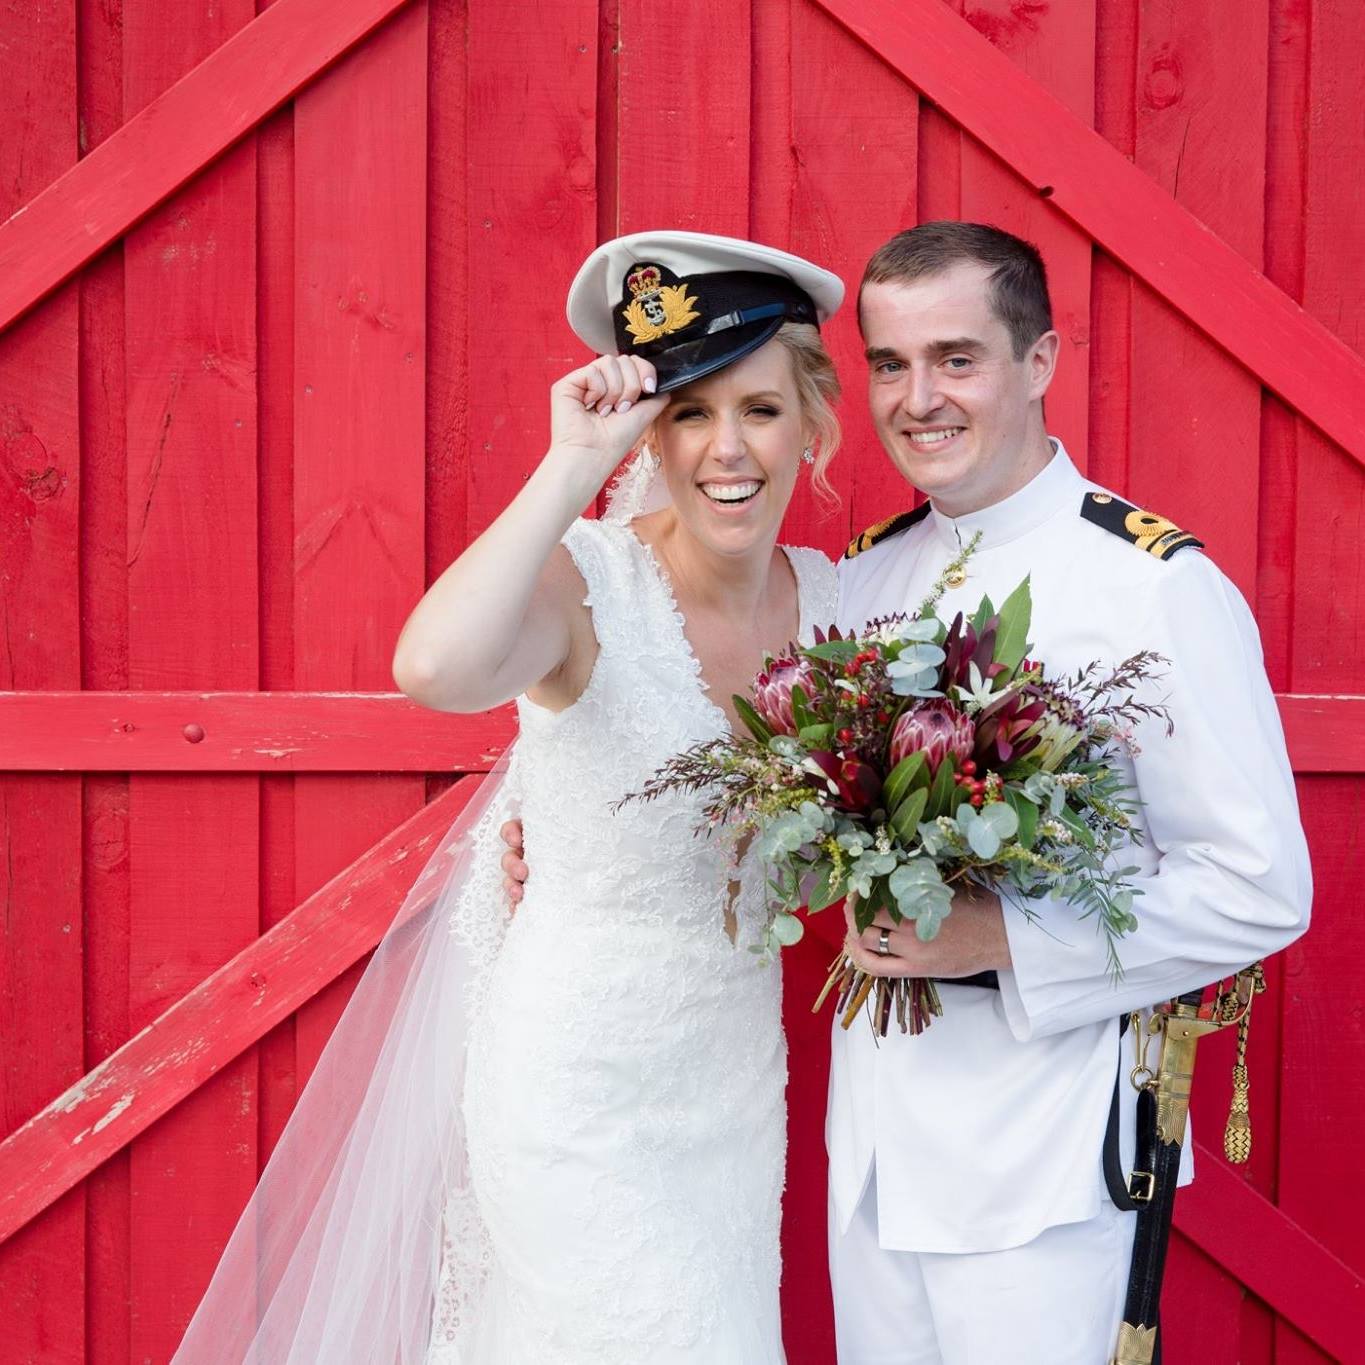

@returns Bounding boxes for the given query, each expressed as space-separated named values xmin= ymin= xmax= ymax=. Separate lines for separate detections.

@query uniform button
xmin=1092 ymin=492 xmax=1113 ymax=504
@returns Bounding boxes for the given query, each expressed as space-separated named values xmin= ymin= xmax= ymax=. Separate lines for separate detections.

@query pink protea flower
xmin=890 ymin=700 xmax=976 ymax=776
xmin=753 ymin=653 xmax=818 ymax=735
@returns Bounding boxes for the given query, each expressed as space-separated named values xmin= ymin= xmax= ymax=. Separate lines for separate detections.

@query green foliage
xmin=993 ymin=576 xmax=1033 ymax=677
xmin=882 ymin=751 xmax=929 ymax=814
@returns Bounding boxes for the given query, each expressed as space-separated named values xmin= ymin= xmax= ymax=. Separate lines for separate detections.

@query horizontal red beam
xmin=0 ymin=777 xmax=482 ymax=1245
xmin=1175 ymin=1142 xmax=1365 ymax=1359
xmin=0 ymin=691 xmax=1356 ymax=772
xmin=815 ymin=0 xmax=1365 ymax=464
xmin=0 ymin=691 xmax=515 ymax=771
xmin=0 ymin=0 xmax=413 ymax=331
xmin=1277 ymin=694 xmax=1365 ymax=773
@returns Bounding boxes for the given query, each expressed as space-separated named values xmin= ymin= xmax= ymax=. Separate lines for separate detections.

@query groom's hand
xmin=500 ymin=819 xmax=528 ymax=907
xmin=842 ymin=888 xmax=1012 ymax=978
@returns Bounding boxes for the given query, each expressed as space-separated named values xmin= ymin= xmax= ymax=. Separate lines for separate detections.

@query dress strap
xmin=781 ymin=544 xmax=839 ymax=644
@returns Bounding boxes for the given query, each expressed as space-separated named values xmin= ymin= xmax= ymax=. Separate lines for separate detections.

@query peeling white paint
xmin=91 ymin=1093 xmax=135 ymax=1135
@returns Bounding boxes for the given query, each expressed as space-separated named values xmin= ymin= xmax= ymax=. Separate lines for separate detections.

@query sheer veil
xmin=172 ymin=449 xmax=663 ymax=1363
xmin=172 ymin=748 xmax=520 ymax=1363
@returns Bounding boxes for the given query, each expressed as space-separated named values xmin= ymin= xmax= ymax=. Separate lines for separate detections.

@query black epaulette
xmin=1079 ymin=491 xmax=1204 ymax=560
xmin=843 ymin=503 xmax=931 ymax=560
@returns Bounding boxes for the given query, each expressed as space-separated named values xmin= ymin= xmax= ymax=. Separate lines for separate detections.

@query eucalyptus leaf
xmin=980 ymin=801 xmax=1019 ymax=841
xmin=771 ymin=912 xmax=805 ymax=947
xmin=798 ymin=723 xmax=834 ymax=747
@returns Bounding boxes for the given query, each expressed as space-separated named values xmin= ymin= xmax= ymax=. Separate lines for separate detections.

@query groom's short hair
xmin=860 ymin=222 xmax=1053 ymax=360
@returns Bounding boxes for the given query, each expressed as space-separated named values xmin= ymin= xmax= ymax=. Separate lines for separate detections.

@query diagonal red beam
xmin=1175 ymin=1143 xmax=1365 ymax=1359
xmin=0 ymin=0 xmax=413 ymax=331
xmin=814 ymin=0 xmax=1365 ymax=464
xmin=0 ymin=775 xmax=482 ymax=1245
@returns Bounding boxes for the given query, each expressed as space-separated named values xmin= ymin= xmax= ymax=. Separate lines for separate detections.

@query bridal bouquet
xmin=623 ymin=539 xmax=1171 ymax=1035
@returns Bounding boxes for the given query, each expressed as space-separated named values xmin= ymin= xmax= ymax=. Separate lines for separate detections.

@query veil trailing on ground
xmin=172 ymin=750 xmax=520 ymax=1363
xmin=173 ymin=452 xmax=665 ymax=1364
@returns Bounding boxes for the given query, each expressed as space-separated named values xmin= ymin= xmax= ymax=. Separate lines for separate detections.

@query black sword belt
xmin=1109 ymin=966 xmax=1266 ymax=1365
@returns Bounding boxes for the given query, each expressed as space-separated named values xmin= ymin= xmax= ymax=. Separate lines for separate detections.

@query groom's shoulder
xmin=842 ymin=503 xmax=931 ymax=561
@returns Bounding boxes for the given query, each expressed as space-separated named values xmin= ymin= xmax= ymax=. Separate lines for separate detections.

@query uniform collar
xmin=927 ymin=439 xmax=1081 ymax=551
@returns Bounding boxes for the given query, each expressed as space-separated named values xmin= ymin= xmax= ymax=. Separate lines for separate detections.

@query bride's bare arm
xmin=393 ymin=354 xmax=666 ymax=713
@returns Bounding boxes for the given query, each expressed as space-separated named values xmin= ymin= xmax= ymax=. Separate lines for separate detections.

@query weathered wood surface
xmin=0 ymin=692 xmax=515 ymax=771
xmin=0 ymin=0 xmax=415 ymax=332
xmin=0 ymin=778 xmax=480 ymax=1248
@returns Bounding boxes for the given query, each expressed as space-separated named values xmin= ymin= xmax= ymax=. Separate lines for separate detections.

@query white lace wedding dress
xmin=429 ymin=515 xmax=836 ymax=1364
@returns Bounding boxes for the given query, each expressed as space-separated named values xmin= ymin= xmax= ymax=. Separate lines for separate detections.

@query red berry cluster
xmin=953 ymin=757 xmax=988 ymax=807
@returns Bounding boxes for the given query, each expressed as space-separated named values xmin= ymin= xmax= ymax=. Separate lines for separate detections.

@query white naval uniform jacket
xmin=827 ymin=443 xmax=1312 ymax=1254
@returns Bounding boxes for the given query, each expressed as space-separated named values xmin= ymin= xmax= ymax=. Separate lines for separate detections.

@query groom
xmin=502 ymin=221 xmax=1311 ymax=1362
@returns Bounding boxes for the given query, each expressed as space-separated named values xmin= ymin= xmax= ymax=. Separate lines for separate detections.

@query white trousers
xmin=829 ymin=1172 xmax=1137 ymax=1364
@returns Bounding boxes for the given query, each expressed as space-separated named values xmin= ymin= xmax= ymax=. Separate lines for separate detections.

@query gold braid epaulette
xmin=1079 ymin=491 xmax=1204 ymax=560
xmin=843 ymin=503 xmax=931 ymax=560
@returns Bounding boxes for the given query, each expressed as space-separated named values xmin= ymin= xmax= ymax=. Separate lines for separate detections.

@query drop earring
xmin=801 ymin=446 xmax=815 ymax=465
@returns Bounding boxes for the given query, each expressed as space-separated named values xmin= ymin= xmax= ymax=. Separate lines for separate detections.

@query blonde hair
xmin=773 ymin=321 xmax=842 ymax=506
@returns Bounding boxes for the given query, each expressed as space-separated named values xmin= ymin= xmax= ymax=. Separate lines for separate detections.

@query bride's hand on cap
xmin=547 ymin=354 xmax=669 ymax=486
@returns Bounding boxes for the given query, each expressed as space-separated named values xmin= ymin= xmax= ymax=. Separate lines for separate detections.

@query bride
xmin=172 ymin=231 xmax=843 ymax=1363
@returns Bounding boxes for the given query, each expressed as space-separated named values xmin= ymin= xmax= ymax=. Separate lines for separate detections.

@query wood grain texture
xmin=0 ymin=2 xmax=86 ymax=1356
xmin=0 ymin=0 xmax=416 ymax=332
xmin=0 ymin=780 xmax=481 ymax=1246
xmin=121 ymin=1 xmax=262 ymax=1350
xmin=289 ymin=0 xmax=430 ymax=1131
xmin=812 ymin=0 xmax=1365 ymax=461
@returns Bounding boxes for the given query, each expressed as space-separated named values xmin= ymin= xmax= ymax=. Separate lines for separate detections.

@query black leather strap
xmin=1105 ymin=1014 xmax=1140 ymax=1211
xmin=933 ymin=970 xmax=1000 ymax=989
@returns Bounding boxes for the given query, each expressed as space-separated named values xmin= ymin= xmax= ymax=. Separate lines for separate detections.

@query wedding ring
xmin=876 ymin=927 xmax=892 ymax=957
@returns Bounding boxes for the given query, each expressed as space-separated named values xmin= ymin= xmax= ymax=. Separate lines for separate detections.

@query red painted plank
xmin=76 ymin=1 xmax=133 ymax=1353
xmin=0 ymin=2 xmax=86 ymax=1356
xmin=0 ymin=0 xmax=415 ymax=334
xmin=465 ymin=0 xmax=600 ymax=538
xmin=1127 ymin=2 xmax=1266 ymax=604
xmin=0 ymin=692 xmax=515 ymax=771
xmin=121 ymin=2 xmax=262 ymax=1352
xmin=289 ymin=1 xmax=430 ymax=1125
xmin=955 ymin=0 xmax=1096 ymax=471
xmin=1279 ymin=1 xmax=1365 ymax=1351
xmin=810 ymin=0 xmax=1365 ymax=462
xmin=425 ymin=0 xmax=471 ymax=583
xmin=777 ymin=0 xmax=920 ymax=563
xmin=0 ymin=779 xmax=480 ymax=1247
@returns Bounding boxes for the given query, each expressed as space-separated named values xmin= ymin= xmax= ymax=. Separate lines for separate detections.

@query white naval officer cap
xmin=566 ymin=230 xmax=845 ymax=393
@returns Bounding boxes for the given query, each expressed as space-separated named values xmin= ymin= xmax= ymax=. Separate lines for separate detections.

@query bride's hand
xmin=546 ymin=354 xmax=670 ymax=490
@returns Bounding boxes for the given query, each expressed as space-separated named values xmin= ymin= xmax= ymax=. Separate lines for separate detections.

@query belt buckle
xmin=1128 ymin=1170 xmax=1154 ymax=1203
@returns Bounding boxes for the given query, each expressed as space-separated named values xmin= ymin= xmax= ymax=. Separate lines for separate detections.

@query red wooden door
xmin=1 ymin=1 xmax=1361 ymax=1360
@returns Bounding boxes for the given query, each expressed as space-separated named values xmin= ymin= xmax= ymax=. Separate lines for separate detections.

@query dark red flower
xmin=805 ymin=750 xmax=883 ymax=813
xmin=973 ymin=688 xmax=1047 ymax=767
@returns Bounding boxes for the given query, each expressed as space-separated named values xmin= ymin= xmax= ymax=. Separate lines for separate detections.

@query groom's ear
xmin=1026 ymin=330 xmax=1060 ymax=403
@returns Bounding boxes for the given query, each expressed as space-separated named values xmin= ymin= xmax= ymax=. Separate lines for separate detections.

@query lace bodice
xmin=512 ymin=518 xmax=836 ymax=949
